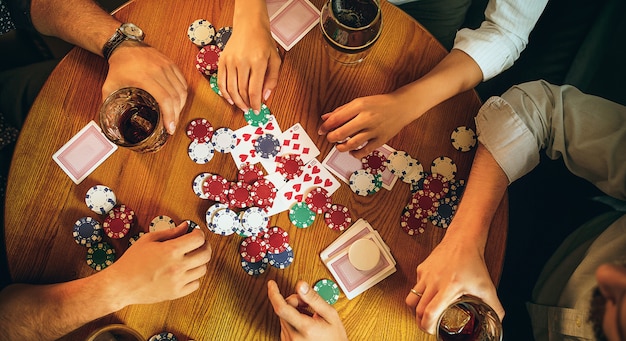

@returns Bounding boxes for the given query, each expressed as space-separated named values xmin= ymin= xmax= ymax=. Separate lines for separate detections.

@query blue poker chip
xmin=267 ymin=245 xmax=294 ymax=269
xmin=241 ymin=256 xmax=269 ymax=276
xmin=72 ymin=217 xmax=103 ymax=247
xmin=429 ymin=197 xmax=458 ymax=228
xmin=253 ymin=133 xmax=281 ymax=159
xmin=148 ymin=331 xmax=178 ymax=341
xmin=85 ymin=185 xmax=116 ymax=215
xmin=215 ymin=26 xmax=233 ymax=49
xmin=128 ymin=232 xmax=145 ymax=247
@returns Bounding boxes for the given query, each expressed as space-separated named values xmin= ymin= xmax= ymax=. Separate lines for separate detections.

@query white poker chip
xmin=208 ymin=207 xmax=239 ymax=236
xmin=149 ymin=215 xmax=176 ymax=232
xmin=431 ymin=156 xmax=457 ymax=181
xmin=188 ymin=140 xmax=215 ymax=164
xmin=205 ymin=203 xmax=229 ymax=228
xmin=187 ymin=19 xmax=215 ymax=46
xmin=85 ymin=185 xmax=116 ymax=215
xmin=211 ymin=127 xmax=237 ymax=153
xmin=348 ymin=238 xmax=380 ymax=271
xmin=386 ymin=151 xmax=413 ymax=176
xmin=239 ymin=207 xmax=269 ymax=236
xmin=192 ymin=172 xmax=211 ymax=199
xmin=402 ymin=159 xmax=424 ymax=184
xmin=451 ymin=126 xmax=477 ymax=152
xmin=349 ymin=170 xmax=377 ymax=196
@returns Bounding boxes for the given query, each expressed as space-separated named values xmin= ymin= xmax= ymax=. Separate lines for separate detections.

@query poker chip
xmin=202 ymin=174 xmax=230 ymax=202
xmin=72 ymin=217 xmax=102 ymax=247
xmin=276 ymin=154 xmax=304 ymax=180
xmin=188 ymin=140 xmax=215 ymax=164
xmin=209 ymin=73 xmax=221 ymax=96
xmin=239 ymin=235 xmax=268 ymax=263
xmin=348 ymin=239 xmax=380 ymax=271
xmin=263 ymin=226 xmax=290 ymax=254
xmin=238 ymin=163 xmax=264 ymax=185
xmin=429 ymin=197 xmax=458 ymax=228
xmin=254 ymin=133 xmax=281 ymax=159
xmin=267 ymin=245 xmax=294 ymax=269
xmin=187 ymin=19 xmax=215 ymax=46
xmin=186 ymin=118 xmax=214 ymax=142
xmin=208 ymin=207 xmax=239 ymax=236
xmin=149 ymin=331 xmax=178 ymax=341
xmin=241 ymin=256 xmax=269 ymax=276
xmin=228 ymin=181 xmax=253 ymax=208
xmin=243 ymin=104 xmax=271 ymax=127
xmin=196 ymin=45 xmax=221 ymax=75
xmin=212 ymin=127 xmax=237 ymax=153
xmin=400 ymin=208 xmax=428 ymax=235
xmin=102 ymin=205 xmax=134 ymax=239
xmin=86 ymin=242 xmax=115 ymax=271
xmin=149 ymin=215 xmax=176 ymax=232
xmin=349 ymin=169 xmax=381 ymax=196
xmin=447 ymin=179 xmax=466 ymax=202
xmin=250 ymin=179 xmax=277 ymax=208
xmin=305 ymin=187 xmax=332 ymax=214
xmin=215 ymin=26 xmax=233 ymax=49
xmin=401 ymin=158 xmax=424 ymax=184
xmin=314 ymin=279 xmax=340 ymax=305
xmin=85 ymin=185 xmax=116 ymax=215
xmin=386 ymin=151 xmax=413 ymax=176
xmin=362 ymin=150 xmax=387 ymax=174
xmin=240 ymin=207 xmax=269 ymax=236
xmin=422 ymin=173 xmax=450 ymax=199
xmin=324 ymin=204 xmax=352 ymax=231
xmin=205 ymin=202 xmax=229 ymax=230
xmin=431 ymin=156 xmax=457 ymax=181
xmin=289 ymin=202 xmax=316 ymax=228
xmin=185 ymin=219 xmax=200 ymax=233
xmin=128 ymin=232 xmax=145 ymax=246
xmin=410 ymin=190 xmax=440 ymax=216
xmin=192 ymin=172 xmax=211 ymax=199
xmin=451 ymin=126 xmax=477 ymax=152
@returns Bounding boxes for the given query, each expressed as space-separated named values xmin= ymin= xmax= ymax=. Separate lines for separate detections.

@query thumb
xmin=296 ymin=280 xmax=337 ymax=321
xmin=143 ymin=221 xmax=189 ymax=242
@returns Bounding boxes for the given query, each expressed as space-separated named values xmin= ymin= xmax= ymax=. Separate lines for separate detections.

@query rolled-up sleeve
xmin=453 ymin=0 xmax=547 ymax=81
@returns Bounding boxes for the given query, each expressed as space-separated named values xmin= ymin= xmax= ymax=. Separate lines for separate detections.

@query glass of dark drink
xmin=319 ymin=0 xmax=382 ymax=65
xmin=86 ymin=324 xmax=144 ymax=341
xmin=436 ymin=296 xmax=502 ymax=341
xmin=99 ymin=87 xmax=168 ymax=153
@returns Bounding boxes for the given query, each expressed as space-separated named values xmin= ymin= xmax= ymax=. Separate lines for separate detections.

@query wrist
xmin=102 ymin=23 xmax=145 ymax=60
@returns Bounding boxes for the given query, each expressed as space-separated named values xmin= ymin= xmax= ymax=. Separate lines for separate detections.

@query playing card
xmin=321 ymin=218 xmax=373 ymax=260
xmin=269 ymin=0 xmax=320 ymax=51
xmin=322 ymin=144 xmax=398 ymax=190
xmin=261 ymin=122 xmax=320 ymax=173
xmin=230 ymin=116 xmax=281 ymax=168
xmin=52 ymin=120 xmax=118 ymax=184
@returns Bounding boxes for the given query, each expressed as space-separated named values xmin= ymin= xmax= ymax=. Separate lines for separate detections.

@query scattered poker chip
xmin=188 ymin=140 xmax=215 ymax=164
xmin=422 ymin=173 xmax=450 ymax=199
xmin=215 ymin=26 xmax=233 ymax=49
xmin=386 ymin=151 xmax=413 ymax=176
xmin=128 ymin=232 xmax=145 ymax=246
xmin=250 ymin=179 xmax=277 ymax=208
xmin=240 ymin=207 xmax=269 ymax=236
xmin=362 ymin=150 xmax=387 ymax=174
xmin=263 ymin=226 xmax=290 ymax=254
xmin=276 ymin=154 xmax=304 ymax=180
xmin=187 ymin=19 xmax=215 ymax=47
xmin=429 ymin=197 xmax=458 ymax=228
xmin=202 ymin=174 xmax=230 ymax=202
xmin=400 ymin=208 xmax=428 ymax=235
xmin=102 ymin=205 xmax=134 ymax=239
xmin=185 ymin=219 xmax=200 ymax=233
xmin=192 ymin=172 xmax=212 ymax=199
xmin=196 ymin=45 xmax=221 ymax=75
xmin=431 ymin=156 xmax=457 ymax=181
xmin=239 ymin=235 xmax=268 ymax=263
xmin=267 ymin=245 xmax=294 ymax=269
xmin=401 ymin=158 xmax=424 ymax=184
xmin=447 ymin=179 xmax=466 ymax=201
xmin=205 ymin=202 xmax=229 ymax=230
xmin=72 ymin=217 xmax=102 ymax=247
xmin=410 ymin=190 xmax=440 ymax=217
xmin=451 ymin=126 xmax=477 ymax=152
xmin=228 ymin=181 xmax=253 ymax=209
xmin=241 ymin=256 xmax=269 ymax=276
xmin=212 ymin=127 xmax=237 ymax=153
xmin=324 ymin=204 xmax=352 ymax=231
xmin=149 ymin=331 xmax=178 ymax=341
xmin=349 ymin=169 xmax=381 ymax=196
xmin=149 ymin=215 xmax=176 ymax=232
xmin=254 ymin=133 xmax=281 ymax=159
xmin=85 ymin=185 xmax=116 ymax=215
xmin=186 ymin=118 xmax=214 ymax=142
xmin=238 ymin=163 xmax=264 ymax=185
xmin=305 ymin=187 xmax=332 ymax=214
xmin=289 ymin=202 xmax=316 ymax=228
xmin=86 ymin=242 xmax=115 ymax=271
xmin=410 ymin=172 xmax=429 ymax=193
xmin=209 ymin=73 xmax=221 ymax=96
xmin=243 ymin=104 xmax=271 ymax=127
xmin=314 ymin=279 xmax=340 ymax=305
xmin=208 ymin=207 xmax=239 ymax=236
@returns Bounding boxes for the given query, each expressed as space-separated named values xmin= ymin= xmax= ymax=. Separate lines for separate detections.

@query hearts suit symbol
xmin=292 ymin=183 xmax=302 ymax=191
xmin=312 ymin=166 xmax=321 ymax=174
xmin=243 ymin=133 xmax=252 ymax=141
xmin=284 ymin=191 xmax=293 ymax=200
xmin=303 ymin=174 xmax=312 ymax=182
xmin=324 ymin=179 xmax=333 ymax=187
xmin=254 ymin=127 xmax=264 ymax=134
xmin=239 ymin=154 xmax=248 ymax=162
xmin=265 ymin=122 xmax=274 ymax=130
xmin=295 ymin=194 xmax=303 ymax=202
xmin=314 ymin=176 xmax=322 ymax=185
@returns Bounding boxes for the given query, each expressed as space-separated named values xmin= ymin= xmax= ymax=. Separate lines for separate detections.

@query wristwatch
xmin=102 ymin=23 xmax=145 ymax=60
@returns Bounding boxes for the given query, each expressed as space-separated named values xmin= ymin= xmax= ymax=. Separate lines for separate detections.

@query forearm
xmin=233 ymin=0 xmax=271 ymax=30
xmin=29 ymin=0 xmax=121 ymax=56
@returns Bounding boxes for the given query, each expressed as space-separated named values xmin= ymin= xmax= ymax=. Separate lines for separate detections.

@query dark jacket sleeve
xmin=5 ymin=0 xmax=35 ymax=32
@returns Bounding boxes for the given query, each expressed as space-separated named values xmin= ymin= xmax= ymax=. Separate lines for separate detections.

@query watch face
xmin=121 ymin=23 xmax=144 ymax=39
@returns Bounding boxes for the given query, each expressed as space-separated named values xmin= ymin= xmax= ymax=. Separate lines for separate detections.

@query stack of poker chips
xmin=187 ymin=19 xmax=232 ymax=76
xmin=287 ymin=186 xmax=353 ymax=232
xmin=239 ymin=226 xmax=294 ymax=276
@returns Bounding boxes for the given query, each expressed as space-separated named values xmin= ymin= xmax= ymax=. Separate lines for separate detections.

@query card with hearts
xmin=230 ymin=116 xmax=282 ymax=168
xmin=261 ymin=122 xmax=320 ymax=173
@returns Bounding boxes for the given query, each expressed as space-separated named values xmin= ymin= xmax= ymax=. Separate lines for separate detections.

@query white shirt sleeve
xmin=453 ymin=0 xmax=548 ymax=80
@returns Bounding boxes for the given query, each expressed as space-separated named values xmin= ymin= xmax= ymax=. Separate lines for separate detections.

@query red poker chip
xmin=239 ymin=236 xmax=268 ymax=263
xmin=186 ymin=118 xmax=214 ymax=142
xmin=202 ymin=174 xmax=229 ymax=203
xmin=305 ymin=187 xmax=332 ymax=214
xmin=238 ymin=163 xmax=265 ymax=185
xmin=196 ymin=45 xmax=221 ymax=75
xmin=103 ymin=213 xmax=131 ymax=239
xmin=362 ymin=150 xmax=387 ymax=174
xmin=250 ymin=179 xmax=277 ymax=208
xmin=324 ymin=204 xmax=352 ymax=231
xmin=263 ymin=226 xmax=289 ymax=254
xmin=410 ymin=190 xmax=440 ymax=216
xmin=422 ymin=173 xmax=450 ymax=199
xmin=276 ymin=154 xmax=304 ymax=180
xmin=400 ymin=208 xmax=428 ymax=235
xmin=228 ymin=181 xmax=253 ymax=209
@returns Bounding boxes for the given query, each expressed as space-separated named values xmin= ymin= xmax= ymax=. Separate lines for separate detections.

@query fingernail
xmin=227 ymin=98 xmax=234 ymax=105
xmin=254 ymin=109 xmax=260 ymax=115
xmin=318 ymin=128 xmax=325 ymax=135
xmin=263 ymin=89 xmax=272 ymax=101
xmin=169 ymin=122 xmax=176 ymax=134
xmin=299 ymin=282 xmax=310 ymax=295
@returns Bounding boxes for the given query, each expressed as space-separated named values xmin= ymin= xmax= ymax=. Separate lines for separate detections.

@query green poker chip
xmin=209 ymin=73 xmax=221 ymax=96
xmin=244 ymin=104 xmax=271 ymax=127
xmin=314 ymin=279 xmax=340 ymax=305
xmin=86 ymin=242 xmax=116 ymax=271
xmin=289 ymin=202 xmax=316 ymax=228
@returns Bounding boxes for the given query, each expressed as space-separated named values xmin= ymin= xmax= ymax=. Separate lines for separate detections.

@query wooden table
xmin=5 ymin=0 xmax=508 ymax=339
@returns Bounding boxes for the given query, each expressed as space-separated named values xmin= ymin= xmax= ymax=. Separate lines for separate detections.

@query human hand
xmin=218 ymin=14 xmax=281 ymax=113
xmin=267 ymin=280 xmax=348 ymax=341
xmin=405 ymin=234 xmax=504 ymax=334
xmin=317 ymin=91 xmax=419 ymax=159
xmin=103 ymin=42 xmax=188 ymax=135
xmin=103 ymin=222 xmax=211 ymax=308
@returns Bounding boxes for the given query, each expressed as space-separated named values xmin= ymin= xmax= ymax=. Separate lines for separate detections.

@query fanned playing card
xmin=269 ymin=0 xmax=320 ymax=51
